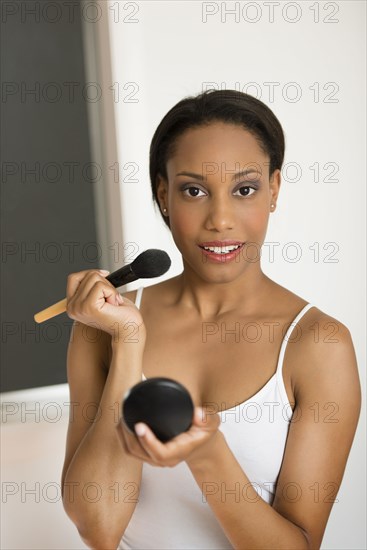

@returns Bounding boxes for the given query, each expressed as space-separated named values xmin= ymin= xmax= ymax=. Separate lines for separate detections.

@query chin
xmin=184 ymin=258 xmax=245 ymax=285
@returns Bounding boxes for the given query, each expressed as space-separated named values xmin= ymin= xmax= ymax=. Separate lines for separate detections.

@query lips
xmin=198 ymin=241 xmax=245 ymax=263
xmin=198 ymin=241 xmax=244 ymax=253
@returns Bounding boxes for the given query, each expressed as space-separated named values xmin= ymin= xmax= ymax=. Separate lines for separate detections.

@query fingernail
xmin=135 ymin=423 xmax=146 ymax=437
xmin=99 ymin=269 xmax=110 ymax=275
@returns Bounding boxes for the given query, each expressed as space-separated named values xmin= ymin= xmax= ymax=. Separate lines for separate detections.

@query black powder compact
xmin=122 ymin=377 xmax=194 ymax=442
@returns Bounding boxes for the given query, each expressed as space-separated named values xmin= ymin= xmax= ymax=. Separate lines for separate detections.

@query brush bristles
xmin=132 ymin=249 xmax=171 ymax=278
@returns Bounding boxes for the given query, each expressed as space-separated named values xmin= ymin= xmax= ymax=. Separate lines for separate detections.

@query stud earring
xmin=163 ymin=207 xmax=168 ymax=215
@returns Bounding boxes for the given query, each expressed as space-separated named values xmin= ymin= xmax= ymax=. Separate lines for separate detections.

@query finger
xmin=67 ymin=277 xmax=122 ymax=326
xmin=135 ymin=423 xmax=213 ymax=468
xmin=160 ymin=409 xmax=220 ymax=455
xmin=118 ymin=426 xmax=153 ymax=463
xmin=134 ymin=423 xmax=173 ymax=463
xmin=69 ymin=271 xmax=112 ymax=303
xmin=120 ymin=422 xmax=158 ymax=464
xmin=66 ymin=269 xmax=110 ymax=302
xmin=67 ymin=273 xmax=119 ymax=312
xmin=81 ymin=280 xmax=118 ymax=311
xmin=162 ymin=425 xmax=208 ymax=457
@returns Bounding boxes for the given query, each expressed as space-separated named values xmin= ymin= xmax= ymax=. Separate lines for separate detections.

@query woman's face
xmin=157 ymin=121 xmax=281 ymax=284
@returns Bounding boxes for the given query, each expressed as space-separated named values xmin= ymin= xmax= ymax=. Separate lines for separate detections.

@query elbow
xmin=62 ymin=498 xmax=123 ymax=550
xmin=62 ymin=483 xmax=127 ymax=549
xmin=62 ymin=490 xmax=77 ymax=526
xmin=67 ymin=512 xmax=123 ymax=550
xmin=77 ymin=527 xmax=122 ymax=550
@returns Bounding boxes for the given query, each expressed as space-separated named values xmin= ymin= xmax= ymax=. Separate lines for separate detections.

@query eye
xmin=182 ymin=186 xmax=206 ymax=197
xmin=234 ymin=186 xmax=256 ymax=197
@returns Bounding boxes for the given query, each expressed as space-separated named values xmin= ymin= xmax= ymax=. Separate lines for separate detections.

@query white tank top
xmin=119 ymin=287 xmax=314 ymax=550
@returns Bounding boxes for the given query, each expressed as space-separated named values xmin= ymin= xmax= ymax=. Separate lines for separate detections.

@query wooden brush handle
xmin=34 ymin=298 xmax=67 ymax=323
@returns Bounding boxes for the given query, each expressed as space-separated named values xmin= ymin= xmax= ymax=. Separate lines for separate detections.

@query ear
xmin=156 ymin=175 xmax=168 ymax=210
xmin=269 ymin=168 xmax=281 ymax=205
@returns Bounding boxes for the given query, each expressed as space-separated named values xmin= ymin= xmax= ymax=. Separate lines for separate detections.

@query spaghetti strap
xmin=275 ymin=303 xmax=314 ymax=409
xmin=134 ymin=287 xmax=146 ymax=381
xmin=135 ymin=286 xmax=143 ymax=309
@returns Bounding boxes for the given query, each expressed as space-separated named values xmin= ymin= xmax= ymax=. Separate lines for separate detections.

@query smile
xmin=198 ymin=241 xmax=245 ymax=263
xmin=201 ymin=244 xmax=241 ymax=254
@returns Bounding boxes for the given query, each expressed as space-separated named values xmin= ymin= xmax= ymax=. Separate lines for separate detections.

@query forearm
xmin=63 ymin=342 xmax=144 ymax=546
xmin=187 ymin=435 xmax=309 ymax=550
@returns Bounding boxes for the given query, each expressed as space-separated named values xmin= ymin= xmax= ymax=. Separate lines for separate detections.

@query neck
xmin=174 ymin=262 xmax=271 ymax=320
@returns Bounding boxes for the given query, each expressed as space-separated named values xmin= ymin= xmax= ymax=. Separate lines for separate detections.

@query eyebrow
xmin=175 ymin=169 xmax=261 ymax=181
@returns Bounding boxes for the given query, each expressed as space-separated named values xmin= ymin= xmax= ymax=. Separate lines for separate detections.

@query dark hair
xmin=149 ymin=89 xmax=285 ymax=228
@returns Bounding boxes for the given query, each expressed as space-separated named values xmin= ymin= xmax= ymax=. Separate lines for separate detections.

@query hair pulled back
xmin=149 ymin=89 xmax=285 ymax=228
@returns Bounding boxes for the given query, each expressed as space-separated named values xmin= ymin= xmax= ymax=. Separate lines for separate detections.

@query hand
xmin=66 ymin=269 xmax=145 ymax=343
xmin=116 ymin=405 xmax=222 ymax=468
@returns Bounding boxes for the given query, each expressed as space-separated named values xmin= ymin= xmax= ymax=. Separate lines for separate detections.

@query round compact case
xmin=122 ymin=377 xmax=194 ymax=442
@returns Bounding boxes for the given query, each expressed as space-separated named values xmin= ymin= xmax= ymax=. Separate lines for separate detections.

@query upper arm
xmin=61 ymin=289 xmax=138 ymax=489
xmin=61 ymin=320 xmax=111 ymax=489
xmin=272 ymin=318 xmax=361 ymax=548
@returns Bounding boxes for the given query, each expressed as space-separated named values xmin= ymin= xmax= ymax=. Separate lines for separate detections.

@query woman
xmin=61 ymin=90 xmax=361 ymax=549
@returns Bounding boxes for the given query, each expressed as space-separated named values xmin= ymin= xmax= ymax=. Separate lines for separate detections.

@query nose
xmin=204 ymin=196 xmax=234 ymax=232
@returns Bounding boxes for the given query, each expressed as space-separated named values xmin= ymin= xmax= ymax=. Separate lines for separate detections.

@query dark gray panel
xmin=1 ymin=1 xmax=99 ymax=391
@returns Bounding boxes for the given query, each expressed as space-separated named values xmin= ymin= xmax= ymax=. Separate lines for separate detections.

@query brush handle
xmin=34 ymin=249 xmax=170 ymax=324
xmin=34 ymin=298 xmax=67 ymax=323
xmin=32 ymin=269 xmax=131 ymax=324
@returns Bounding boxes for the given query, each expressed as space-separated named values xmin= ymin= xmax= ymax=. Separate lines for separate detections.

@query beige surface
xmin=1 ymin=385 xmax=88 ymax=550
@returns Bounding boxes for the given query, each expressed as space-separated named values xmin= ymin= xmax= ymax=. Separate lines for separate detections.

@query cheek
xmin=169 ymin=206 xmax=199 ymax=238
xmin=243 ymin=206 xmax=269 ymax=233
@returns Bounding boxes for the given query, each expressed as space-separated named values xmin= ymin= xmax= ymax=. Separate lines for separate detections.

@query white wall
xmin=107 ymin=1 xmax=366 ymax=548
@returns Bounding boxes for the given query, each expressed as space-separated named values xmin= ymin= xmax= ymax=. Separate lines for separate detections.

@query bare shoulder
xmin=268 ymin=279 xmax=356 ymax=352
xmin=288 ymin=304 xmax=361 ymax=411
xmin=267 ymin=280 xmax=361 ymax=407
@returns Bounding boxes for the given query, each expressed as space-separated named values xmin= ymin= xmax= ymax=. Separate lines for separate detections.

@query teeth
xmin=203 ymin=244 xmax=241 ymax=254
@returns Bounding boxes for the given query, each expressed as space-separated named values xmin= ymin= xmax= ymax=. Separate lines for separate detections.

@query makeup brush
xmin=34 ymin=249 xmax=171 ymax=323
